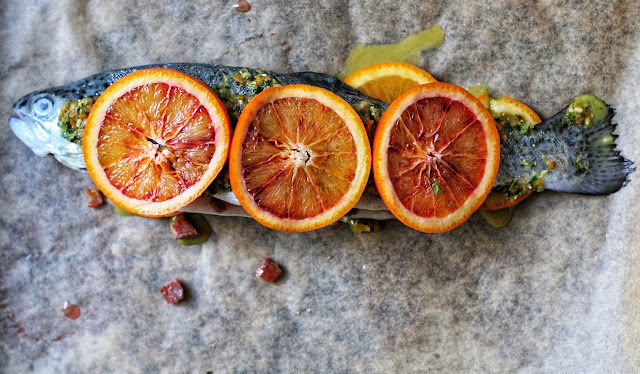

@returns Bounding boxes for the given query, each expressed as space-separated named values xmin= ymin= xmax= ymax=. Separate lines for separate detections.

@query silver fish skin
xmin=9 ymin=63 xmax=386 ymax=170
xmin=9 ymin=63 xmax=633 ymax=197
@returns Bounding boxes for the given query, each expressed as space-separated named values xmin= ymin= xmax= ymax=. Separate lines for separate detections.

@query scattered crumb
xmin=160 ymin=278 xmax=185 ymax=304
xmin=233 ymin=0 xmax=250 ymax=13
xmin=86 ymin=188 xmax=103 ymax=208
xmin=255 ymin=258 xmax=283 ymax=282
xmin=63 ymin=300 xmax=81 ymax=320
xmin=171 ymin=214 xmax=200 ymax=240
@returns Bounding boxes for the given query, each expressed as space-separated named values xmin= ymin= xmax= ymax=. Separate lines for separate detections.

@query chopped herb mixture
xmin=352 ymin=100 xmax=382 ymax=140
xmin=211 ymin=68 xmax=281 ymax=122
xmin=520 ymin=159 xmax=536 ymax=168
xmin=563 ymin=94 xmax=608 ymax=127
xmin=563 ymin=105 xmax=592 ymax=126
xmin=499 ymin=169 xmax=549 ymax=201
xmin=495 ymin=113 xmax=534 ymax=141
xmin=58 ymin=97 xmax=96 ymax=144
xmin=431 ymin=181 xmax=442 ymax=196
xmin=575 ymin=157 xmax=590 ymax=174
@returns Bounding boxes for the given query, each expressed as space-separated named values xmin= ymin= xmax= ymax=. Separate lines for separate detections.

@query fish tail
xmin=568 ymin=108 xmax=634 ymax=194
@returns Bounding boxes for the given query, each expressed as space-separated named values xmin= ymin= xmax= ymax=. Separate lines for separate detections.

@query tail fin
xmin=567 ymin=107 xmax=634 ymax=194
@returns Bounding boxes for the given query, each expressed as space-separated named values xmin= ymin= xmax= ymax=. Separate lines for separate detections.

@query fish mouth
xmin=10 ymin=104 xmax=87 ymax=170
xmin=9 ymin=115 xmax=51 ymax=156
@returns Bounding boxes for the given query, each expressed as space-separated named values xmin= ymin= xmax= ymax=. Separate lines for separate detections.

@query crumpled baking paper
xmin=1 ymin=0 xmax=639 ymax=372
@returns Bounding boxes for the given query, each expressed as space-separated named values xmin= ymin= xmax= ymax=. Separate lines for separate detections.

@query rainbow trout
xmin=9 ymin=63 xmax=633 ymax=221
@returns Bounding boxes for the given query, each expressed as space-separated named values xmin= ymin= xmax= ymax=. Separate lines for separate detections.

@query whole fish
xmin=9 ymin=63 xmax=633 ymax=222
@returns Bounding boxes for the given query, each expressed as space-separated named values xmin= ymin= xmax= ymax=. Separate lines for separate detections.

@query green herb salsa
xmin=563 ymin=94 xmax=608 ymax=127
xmin=58 ymin=97 xmax=96 ymax=144
xmin=212 ymin=68 xmax=281 ymax=122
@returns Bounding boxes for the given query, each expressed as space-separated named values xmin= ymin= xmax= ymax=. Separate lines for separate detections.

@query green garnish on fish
xmin=58 ymin=96 xmax=96 ymax=144
xmin=9 ymin=64 xmax=634 ymax=224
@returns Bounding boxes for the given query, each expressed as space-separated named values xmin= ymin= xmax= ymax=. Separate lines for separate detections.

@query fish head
xmin=10 ymin=91 xmax=59 ymax=153
xmin=10 ymin=90 xmax=86 ymax=169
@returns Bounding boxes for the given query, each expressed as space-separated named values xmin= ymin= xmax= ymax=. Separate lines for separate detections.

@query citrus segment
xmin=230 ymin=85 xmax=370 ymax=232
xmin=480 ymin=95 xmax=541 ymax=210
xmin=373 ymin=82 xmax=500 ymax=232
xmin=83 ymin=68 xmax=231 ymax=217
xmin=344 ymin=62 xmax=437 ymax=103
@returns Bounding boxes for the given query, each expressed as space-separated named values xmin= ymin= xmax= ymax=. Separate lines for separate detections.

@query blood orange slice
xmin=83 ymin=68 xmax=231 ymax=217
xmin=344 ymin=62 xmax=437 ymax=103
xmin=373 ymin=82 xmax=500 ymax=232
xmin=229 ymin=84 xmax=371 ymax=232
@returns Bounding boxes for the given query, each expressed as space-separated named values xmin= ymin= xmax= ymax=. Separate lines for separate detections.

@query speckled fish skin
xmin=9 ymin=63 xmax=633 ymax=197
xmin=9 ymin=63 xmax=387 ymax=169
xmin=493 ymin=104 xmax=633 ymax=195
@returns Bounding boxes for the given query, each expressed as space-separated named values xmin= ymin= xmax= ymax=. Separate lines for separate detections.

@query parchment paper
xmin=1 ymin=1 xmax=639 ymax=372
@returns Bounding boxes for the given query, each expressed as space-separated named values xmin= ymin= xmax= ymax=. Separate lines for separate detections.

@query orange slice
xmin=373 ymin=82 xmax=500 ymax=232
xmin=489 ymin=96 xmax=541 ymax=128
xmin=343 ymin=62 xmax=437 ymax=103
xmin=229 ymin=84 xmax=371 ymax=232
xmin=83 ymin=68 xmax=231 ymax=217
xmin=478 ymin=95 xmax=542 ymax=210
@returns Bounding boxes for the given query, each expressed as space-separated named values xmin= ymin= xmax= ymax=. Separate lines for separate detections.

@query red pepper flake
xmin=256 ymin=258 xmax=283 ymax=282
xmin=233 ymin=0 xmax=251 ymax=13
xmin=160 ymin=278 xmax=184 ymax=304
xmin=86 ymin=188 xmax=104 ymax=208
xmin=63 ymin=301 xmax=81 ymax=320
xmin=171 ymin=214 xmax=200 ymax=239
xmin=547 ymin=160 xmax=556 ymax=169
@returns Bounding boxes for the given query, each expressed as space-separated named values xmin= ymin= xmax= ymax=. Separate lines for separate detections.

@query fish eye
xmin=32 ymin=96 xmax=53 ymax=117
